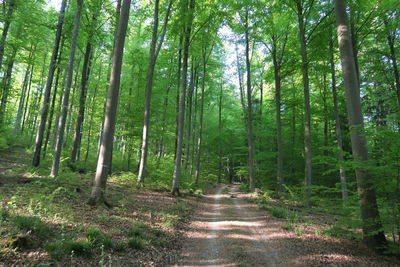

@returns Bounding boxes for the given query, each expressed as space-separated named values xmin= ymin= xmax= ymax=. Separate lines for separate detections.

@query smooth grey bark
xmin=137 ymin=0 xmax=173 ymax=184
xmin=244 ymin=8 xmax=255 ymax=192
xmin=22 ymin=61 xmax=35 ymax=133
xmin=334 ymin=0 xmax=387 ymax=249
xmin=218 ymin=83 xmax=222 ymax=183
xmin=194 ymin=44 xmax=212 ymax=184
xmin=296 ymin=1 xmax=312 ymax=200
xmin=43 ymin=65 xmax=62 ymax=158
xmin=89 ymin=0 xmax=131 ymax=205
xmin=32 ymin=0 xmax=67 ymax=166
xmin=0 ymin=0 xmax=15 ymax=74
xmin=14 ymin=46 xmax=35 ymax=134
xmin=43 ymin=40 xmax=65 ymax=158
xmin=0 ymin=46 xmax=17 ymax=124
xmin=330 ymin=37 xmax=348 ymax=201
xmin=189 ymin=72 xmax=199 ymax=176
xmin=272 ymin=37 xmax=284 ymax=194
xmin=174 ymin=34 xmax=183 ymax=161
xmin=184 ymin=60 xmax=196 ymax=169
xmin=172 ymin=0 xmax=195 ymax=195
xmin=70 ymin=38 xmax=94 ymax=164
xmin=29 ymin=51 xmax=48 ymax=145
xmin=85 ymin=62 xmax=102 ymax=162
xmin=64 ymin=58 xmax=81 ymax=148
xmin=51 ymin=0 xmax=83 ymax=177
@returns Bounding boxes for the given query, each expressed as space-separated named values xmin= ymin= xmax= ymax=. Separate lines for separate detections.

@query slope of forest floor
xmin=0 ymin=147 xmax=199 ymax=266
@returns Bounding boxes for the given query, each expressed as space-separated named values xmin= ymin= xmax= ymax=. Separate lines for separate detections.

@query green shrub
xmin=11 ymin=216 xmax=52 ymax=238
xmin=127 ymin=237 xmax=147 ymax=250
xmin=128 ymin=228 xmax=142 ymax=238
xmin=44 ymin=240 xmax=92 ymax=260
xmin=86 ymin=228 xmax=113 ymax=249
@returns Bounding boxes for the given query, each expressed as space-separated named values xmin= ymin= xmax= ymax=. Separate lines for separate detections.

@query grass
xmin=86 ymin=228 xmax=114 ymax=249
xmin=127 ymin=237 xmax=147 ymax=250
xmin=0 ymin=147 xmax=196 ymax=265
xmin=44 ymin=240 xmax=92 ymax=260
xmin=11 ymin=216 xmax=52 ymax=239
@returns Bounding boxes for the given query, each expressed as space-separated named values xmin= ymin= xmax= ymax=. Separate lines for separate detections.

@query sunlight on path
xmin=175 ymin=184 xmax=282 ymax=267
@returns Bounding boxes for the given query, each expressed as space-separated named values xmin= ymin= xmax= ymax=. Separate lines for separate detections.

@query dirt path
xmin=175 ymin=184 xmax=399 ymax=267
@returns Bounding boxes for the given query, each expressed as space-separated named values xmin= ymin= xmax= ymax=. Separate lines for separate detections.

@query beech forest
xmin=0 ymin=0 xmax=399 ymax=266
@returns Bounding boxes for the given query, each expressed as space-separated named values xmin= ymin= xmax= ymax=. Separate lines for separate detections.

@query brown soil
xmin=175 ymin=184 xmax=400 ymax=267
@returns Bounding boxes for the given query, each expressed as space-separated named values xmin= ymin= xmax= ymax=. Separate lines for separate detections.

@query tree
xmin=137 ymin=0 xmax=173 ymax=185
xmin=88 ymin=0 xmax=131 ymax=205
xmin=70 ymin=1 xmax=103 ymax=165
xmin=334 ymin=0 xmax=387 ymax=249
xmin=32 ymin=0 xmax=67 ymax=166
xmin=51 ymin=0 xmax=83 ymax=177
xmin=0 ymin=0 xmax=16 ymax=73
xmin=171 ymin=0 xmax=195 ymax=196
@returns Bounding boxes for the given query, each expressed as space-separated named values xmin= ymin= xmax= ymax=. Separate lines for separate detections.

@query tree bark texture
xmin=51 ymin=0 xmax=83 ymax=177
xmin=297 ymin=1 xmax=312 ymax=200
xmin=172 ymin=0 xmax=195 ymax=195
xmin=89 ymin=0 xmax=131 ymax=205
xmin=32 ymin=0 xmax=67 ymax=166
xmin=334 ymin=0 xmax=387 ymax=249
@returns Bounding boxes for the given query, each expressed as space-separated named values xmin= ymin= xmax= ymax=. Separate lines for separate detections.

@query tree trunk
xmin=184 ymin=60 xmax=196 ymax=169
xmin=21 ymin=61 xmax=35 ymax=133
xmin=137 ymin=0 xmax=172 ymax=184
xmin=194 ymin=46 xmax=210 ymax=184
xmin=297 ymin=2 xmax=312 ymax=200
xmin=51 ymin=0 xmax=83 ymax=177
xmin=43 ymin=41 xmax=65 ymax=158
xmin=244 ymin=9 xmax=255 ymax=192
xmin=218 ymin=83 xmax=223 ymax=183
xmin=70 ymin=38 xmax=94 ymax=164
xmin=85 ymin=63 xmax=102 ymax=162
xmin=383 ymin=18 xmax=400 ymax=110
xmin=14 ymin=46 xmax=35 ymax=134
xmin=174 ymin=34 xmax=183 ymax=161
xmin=172 ymin=0 xmax=195 ymax=196
xmin=0 ymin=0 xmax=15 ymax=73
xmin=272 ymin=38 xmax=284 ymax=193
xmin=334 ymin=0 xmax=387 ymax=249
xmin=0 ymin=47 xmax=17 ymax=124
xmin=88 ymin=0 xmax=131 ymax=206
xmin=32 ymin=0 xmax=67 ymax=166
xmin=330 ymin=37 xmax=348 ymax=201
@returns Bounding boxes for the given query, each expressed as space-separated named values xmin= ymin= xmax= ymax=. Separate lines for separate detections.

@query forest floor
xmin=0 ymin=147 xmax=198 ymax=266
xmin=0 ymin=148 xmax=399 ymax=266
xmin=177 ymin=184 xmax=400 ymax=267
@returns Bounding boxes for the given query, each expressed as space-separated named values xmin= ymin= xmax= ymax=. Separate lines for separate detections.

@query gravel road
xmin=175 ymin=184 xmax=400 ymax=267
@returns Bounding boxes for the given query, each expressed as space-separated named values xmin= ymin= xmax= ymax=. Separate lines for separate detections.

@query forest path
xmin=174 ymin=184 xmax=400 ymax=267
xmin=175 ymin=184 xmax=285 ymax=267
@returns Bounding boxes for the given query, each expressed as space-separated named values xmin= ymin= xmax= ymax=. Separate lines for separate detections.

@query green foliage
xmin=11 ymin=216 xmax=52 ymax=238
xmin=322 ymin=226 xmax=359 ymax=240
xmin=239 ymin=183 xmax=250 ymax=192
xmin=44 ymin=240 xmax=92 ymax=260
xmin=86 ymin=228 xmax=113 ymax=249
xmin=127 ymin=237 xmax=147 ymax=250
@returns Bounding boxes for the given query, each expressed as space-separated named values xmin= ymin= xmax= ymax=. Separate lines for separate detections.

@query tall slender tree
xmin=137 ymin=0 xmax=173 ymax=185
xmin=51 ymin=0 xmax=83 ymax=177
xmin=172 ymin=0 xmax=195 ymax=195
xmin=334 ymin=0 xmax=387 ymax=249
xmin=32 ymin=0 xmax=67 ymax=166
xmin=89 ymin=0 xmax=131 ymax=205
